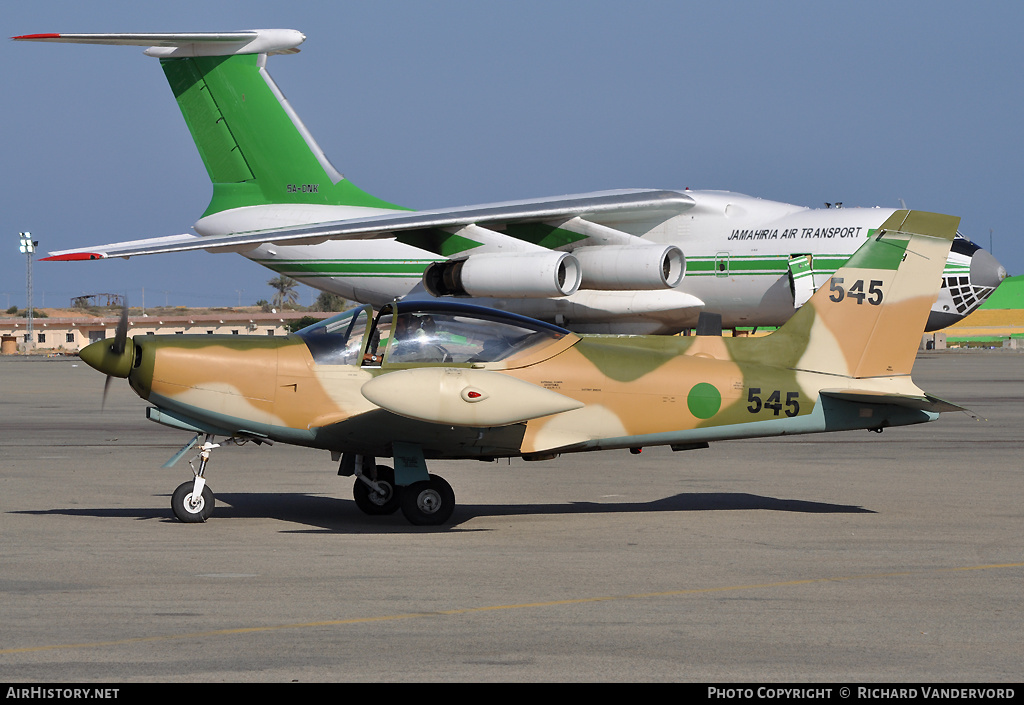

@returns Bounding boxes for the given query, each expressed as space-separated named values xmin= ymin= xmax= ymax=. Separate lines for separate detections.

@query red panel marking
xmin=40 ymin=253 xmax=104 ymax=261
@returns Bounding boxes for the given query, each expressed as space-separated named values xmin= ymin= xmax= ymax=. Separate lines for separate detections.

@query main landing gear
xmin=352 ymin=464 xmax=401 ymax=515
xmin=350 ymin=455 xmax=455 ymax=526
xmin=400 ymin=475 xmax=456 ymax=526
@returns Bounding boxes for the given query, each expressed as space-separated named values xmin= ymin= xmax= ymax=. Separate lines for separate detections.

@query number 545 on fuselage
xmin=80 ymin=210 xmax=966 ymax=526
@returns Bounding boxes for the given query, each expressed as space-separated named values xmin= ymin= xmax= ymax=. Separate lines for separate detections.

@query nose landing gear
xmin=170 ymin=436 xmax=219 ymax=523
xmin=171 ymin=478 xmax=214 ymax=523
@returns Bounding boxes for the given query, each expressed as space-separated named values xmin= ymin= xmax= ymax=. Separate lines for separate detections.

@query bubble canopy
xmin=296 ymin=301 xmax=573 ymax=367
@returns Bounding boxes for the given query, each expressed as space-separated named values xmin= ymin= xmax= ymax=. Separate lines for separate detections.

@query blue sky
xmin=2 ymin=0 xmax=1021 ymax=310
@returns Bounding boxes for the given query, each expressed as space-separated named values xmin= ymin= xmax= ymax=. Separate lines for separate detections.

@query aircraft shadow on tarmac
xmin=14 ymin=492 xmax=874 ymax=533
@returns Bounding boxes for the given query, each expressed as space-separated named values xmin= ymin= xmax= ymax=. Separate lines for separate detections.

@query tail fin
xmin=14 ymin=30 xmax=402 ymax=217
xmin=762 ymin=210 xmax=959 ymax=378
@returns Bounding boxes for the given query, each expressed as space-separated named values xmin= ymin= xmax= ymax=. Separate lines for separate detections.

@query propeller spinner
xmin=79 ymin=305 xmax=134 ymax=408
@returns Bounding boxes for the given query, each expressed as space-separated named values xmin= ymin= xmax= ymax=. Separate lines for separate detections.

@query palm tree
xmin=311 ymin=291 xmax=349 ymax=312
xmin=267 ymin=275 xmax=299 ymax=308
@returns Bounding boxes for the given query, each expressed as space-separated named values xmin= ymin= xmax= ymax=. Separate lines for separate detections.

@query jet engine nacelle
xmin=574 ymin=245 xmax=685 ymax=290
xmin=423 ymin=251 xmax=582 ymax=298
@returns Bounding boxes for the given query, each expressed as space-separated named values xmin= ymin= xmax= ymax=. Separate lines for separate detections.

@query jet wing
xmin=42 ymin=189 xmax=694 ymax=261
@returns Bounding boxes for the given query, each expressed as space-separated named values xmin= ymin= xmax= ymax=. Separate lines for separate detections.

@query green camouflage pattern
xmin=82 ymin=210 xmax=960 ymax=466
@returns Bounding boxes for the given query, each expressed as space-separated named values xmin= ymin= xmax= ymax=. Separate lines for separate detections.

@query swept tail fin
xmin=14 ymin=30 xmax=403 ymax=217
xmin=753 ymin=210 xmax=959 ymax=378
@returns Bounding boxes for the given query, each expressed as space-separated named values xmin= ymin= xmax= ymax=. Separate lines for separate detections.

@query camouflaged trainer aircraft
xmin=79 ymin=209 xmax=963 ymax=526
xmin=15 ymin=30 xmax=1006 ymax=334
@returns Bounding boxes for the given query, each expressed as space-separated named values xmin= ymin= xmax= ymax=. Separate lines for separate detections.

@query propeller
xmin=79 ymin=302 xmax=134 ymax=409
xmin=103 ymin=304 xmax=129 ymax=408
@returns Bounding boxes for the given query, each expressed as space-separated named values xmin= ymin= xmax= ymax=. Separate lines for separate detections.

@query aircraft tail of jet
xmin=13 ymin=30 xmax=402 ymax=219
xmin=749 ymin=209 xmax=959 ymax=379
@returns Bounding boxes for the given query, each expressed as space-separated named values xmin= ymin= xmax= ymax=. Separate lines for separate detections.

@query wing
xmin=43 ymin=189 xmax=694 ymax=260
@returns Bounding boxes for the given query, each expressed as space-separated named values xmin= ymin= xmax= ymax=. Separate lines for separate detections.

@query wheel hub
xmin=416 ymin=489 xmax=442 ymax=514
xmin=370 ymin=483 xmax=394 ymax=506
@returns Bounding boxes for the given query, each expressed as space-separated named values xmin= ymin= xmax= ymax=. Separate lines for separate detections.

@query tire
xmin=400 ymin=474 xmax=455 ymax=526
xmin=171 ymin=480 xmax=214 ymax=523
xmin=353 ymin=465 xmax=401 ymax=515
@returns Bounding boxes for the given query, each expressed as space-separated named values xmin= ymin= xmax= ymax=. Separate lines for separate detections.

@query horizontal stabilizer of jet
xmin=13 ymin=30 xmax=306 ymax=57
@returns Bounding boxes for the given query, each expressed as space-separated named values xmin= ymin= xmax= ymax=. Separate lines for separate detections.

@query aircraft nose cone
xmin=79 ymin=338 xmax=133 ymax=378
xmin=971 ymin=248 xmax=1008 ymax=290
xmin=79 ymin=340 xmax=106 ymax=371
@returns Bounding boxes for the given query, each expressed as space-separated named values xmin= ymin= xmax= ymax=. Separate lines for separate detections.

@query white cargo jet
xmin=15 ymin=30 xmax=1006 ymax=333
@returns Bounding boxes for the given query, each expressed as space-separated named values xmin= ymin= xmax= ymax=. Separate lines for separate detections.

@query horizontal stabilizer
xmin=12 ymin=30 xmax=305 ymax=57
xmin=819 ymin=389 xmax=967 ymax=413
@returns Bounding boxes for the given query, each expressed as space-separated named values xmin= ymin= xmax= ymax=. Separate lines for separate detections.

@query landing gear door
xmin=788 ymin=254 xmax=816 ymax=309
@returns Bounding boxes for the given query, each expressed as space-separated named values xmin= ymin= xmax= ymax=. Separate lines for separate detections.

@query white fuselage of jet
xmin=215 ymin=190 xmax=998 ymax=334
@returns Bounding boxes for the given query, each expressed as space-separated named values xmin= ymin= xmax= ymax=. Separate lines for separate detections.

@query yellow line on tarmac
xmin=2 ymin=561 xmax=1021 ymax=656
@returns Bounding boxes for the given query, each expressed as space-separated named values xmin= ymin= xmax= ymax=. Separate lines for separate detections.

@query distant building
xmin=0 ymin=311 xmax=333 ymax=354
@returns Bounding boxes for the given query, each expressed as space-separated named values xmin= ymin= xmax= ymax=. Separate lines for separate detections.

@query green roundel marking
xmin=687 ymin=383 xmax=722 ymax=419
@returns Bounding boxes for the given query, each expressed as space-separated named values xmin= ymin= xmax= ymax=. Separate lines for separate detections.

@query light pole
xmin=18 ymin=232 xmax=37 ymax=350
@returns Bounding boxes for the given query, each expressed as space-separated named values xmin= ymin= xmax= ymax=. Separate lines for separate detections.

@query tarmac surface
xmin=1 ymin=352 xmax=1021 ymax=682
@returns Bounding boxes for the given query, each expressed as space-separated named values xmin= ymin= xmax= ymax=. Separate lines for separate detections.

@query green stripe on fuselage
xmin=686 ymin=255 xmax=849 ymax=275
xmin=255 ymin=238 xmax=959 ymax=284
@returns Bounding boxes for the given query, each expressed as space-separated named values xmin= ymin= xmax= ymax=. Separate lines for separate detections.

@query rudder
xmin=769 ymin=210 xmax=959 ymax=378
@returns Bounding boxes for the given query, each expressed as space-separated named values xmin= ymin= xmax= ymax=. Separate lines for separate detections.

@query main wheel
xmin=353 ymin=465 xmax=401 ymax=515
xmin=400 ymin=474 xmax=455 ymax=526
xmin=171 ymin=480 xmax=214 ymax=523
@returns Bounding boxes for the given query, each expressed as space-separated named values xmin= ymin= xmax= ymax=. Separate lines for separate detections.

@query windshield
xmin=299 ymin=302 xmax=569 ymax=368
xmin=296 ymin=305 xmax=371 ymax=365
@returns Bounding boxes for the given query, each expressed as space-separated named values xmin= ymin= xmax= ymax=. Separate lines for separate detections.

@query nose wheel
xmin=171 ymin=479 xmax=214 ymax=523
xmin=171 ymin=435 xmax=218 ymax=523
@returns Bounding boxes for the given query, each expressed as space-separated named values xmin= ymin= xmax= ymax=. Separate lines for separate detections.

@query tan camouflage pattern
xmin=81 ymin=210 xmax=959 ymax=461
